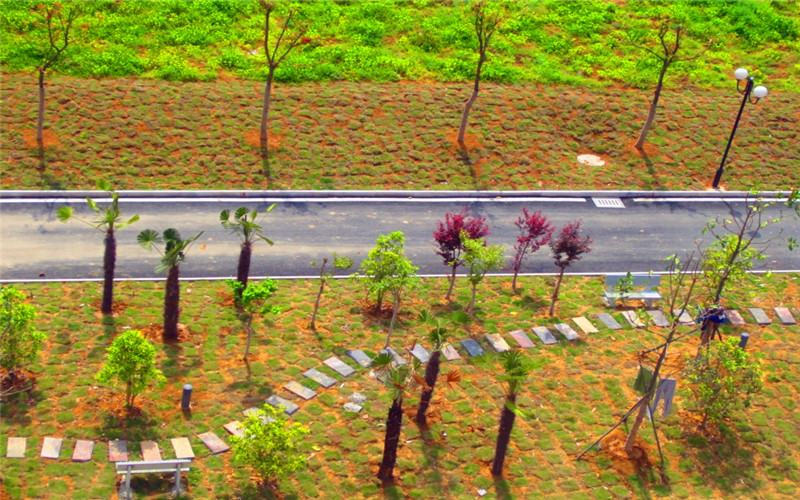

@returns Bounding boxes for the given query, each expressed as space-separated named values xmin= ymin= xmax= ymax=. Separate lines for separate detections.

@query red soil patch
xmin=244 ymin=129 xmax=283 ymax=149
xmin=21 ymin=129 xmax=60 ymax=149
xmin=601 ymin=428 xmax=656 ymax=479
xmin=139 ymin=323 xmax=192 ymax=344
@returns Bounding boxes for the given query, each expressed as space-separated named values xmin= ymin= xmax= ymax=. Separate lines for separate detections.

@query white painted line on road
xmin=0 ymin=197 xmax=587 ymax=205
xmin=634 ymin=197 xmax=788 ymax=203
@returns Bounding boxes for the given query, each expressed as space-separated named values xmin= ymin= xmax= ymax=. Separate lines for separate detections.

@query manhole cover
xmin=577 ymin=154 xmax=605 ymax=166
xmin=593 ymin=198 xmax=625 ymax=208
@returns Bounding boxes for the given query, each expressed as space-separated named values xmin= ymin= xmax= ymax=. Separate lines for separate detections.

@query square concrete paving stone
xmin=198 ymin=432 xmax=230 ymax=454
xmin=379 ymin=347 xmax=408 ymax=366
xmin=346 ymin=349 xmax=373 ymax=368
xmin=673 ymin=309 xmax=694 ymax=325
xmin=140 ymin=441 xmax=161 ymax=462
xmin=460 ymin=339 xmax=485 ymax=357
xmin=646 ymin=310 xmax=671 ymax=328
xmin=749 ymin=308 xmax=771 ymax=325
xmin=532 ymin=326 xmax=558 ymax=345
xmin=284 ymin=380 xmax=318 ymax=400
xmin=265 ymin=395 xmax=299 ymax=416
xmin=621 ymin=311 xmax=645 ymax=328
xmin=774 ymin=307 xmax=796 ymax=325
xmin=441 ymin=342 xmax=461 ymax=361
xmin=554 ymin=323 xmax=580 ymax=341
xmin=725 ymin=309 xmax=746 ymax=326
xmin=595 ymin=313 xmax=622 ymax=330
xmin=323 ymin=356 xmax=356 ymax=377
xmin=223 ymin=421 xmax=244 ymax=437
xmin=572 ymin=317 xmax=598 ymax=334
xmin=41 ymin=437 xmax=62 ymax=459
xmin=171 ymin=438 xmax=195 ymax=460
xmin=71 ymin=440 xmax=94 ymax=462
xmin=509 ymin=330 xmax=535 ymax=348
xmin=6 ymin=437 xmax=26 ymax=458
xmin=408 ymin=344 xmax=430 ymax=363
xmin=485 ymin=334 xmax=511 ymax=352
xmin=303 ymin=368 xmax=337 ymax=388
xmin=108 ymin=440 xmax=128 ymax=462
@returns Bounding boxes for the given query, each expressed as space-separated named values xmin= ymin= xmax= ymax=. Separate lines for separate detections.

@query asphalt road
xmin=1 ymin=193 xmax=798 ymax=281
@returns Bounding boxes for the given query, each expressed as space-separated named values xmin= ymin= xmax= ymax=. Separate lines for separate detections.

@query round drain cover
xmin=577 ymin=154 xmax=605 ymax=166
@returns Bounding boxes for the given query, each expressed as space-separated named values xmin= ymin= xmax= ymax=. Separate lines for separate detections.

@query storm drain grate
xmin=593 ymin=198 xmax=626 ymax=208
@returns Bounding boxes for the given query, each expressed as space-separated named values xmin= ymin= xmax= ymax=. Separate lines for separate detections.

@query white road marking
xmin=0 ymin=197 xmax=587 ymax=204
xmin=633 ymin=198 xmax=788 ymax=203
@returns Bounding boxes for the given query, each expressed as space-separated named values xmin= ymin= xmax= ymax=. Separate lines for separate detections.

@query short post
xmin=739 ymin=333 xmax=750 ymax=349
xmin=181 ymin=384 xmax=192 ymax=411
xmin=171 ymin=462 xmax=184 ymax=496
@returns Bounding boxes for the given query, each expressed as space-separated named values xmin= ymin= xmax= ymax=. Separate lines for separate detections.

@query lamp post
xmin=712 ymin=68 xmax=767 ymax=188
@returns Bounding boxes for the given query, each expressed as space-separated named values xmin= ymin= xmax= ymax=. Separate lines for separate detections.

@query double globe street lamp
xmin=712 ymin=67 xmax=768 ymax=189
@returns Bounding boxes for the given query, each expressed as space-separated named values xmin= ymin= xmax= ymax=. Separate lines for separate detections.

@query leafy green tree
xmin=373 ymin=353 xmax=418 ymax=482
xmin=309 ymin=253 xmax=353 ymax=330
xmin=0 ymin=286 xmax=46 ymax=391
xmin=230 ymin=403 xmax=309 ymax=491
xmin=684 ymin=337 xmax=763 ymax=430
xmin=95 ymin=330 xmax=165 ymax=409
xmin=57 ymin=180 xmax=139 ymax=315
xmin=232 ymin=280 xmax=280 ymax=360
xmin=137 ymin=228 xmax=203 ymax=342
xmin=220 ymin=205 xmax=276 ymax=303
xmin=461 ymin=233 xmax=505 ymax=316
xmin=415 ymin=312 xmax=459 ymax=426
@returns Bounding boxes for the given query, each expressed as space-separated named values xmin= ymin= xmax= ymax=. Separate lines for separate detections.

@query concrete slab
xmin=460 ymin=339 xmax=485 ymax=357
xmin=323 ymin=356 xmax=355 ymax=377
xmin=408 ymin=344 xmax=430 ymax=363
xmin=532 ymin=326 xmax=558 ymax=345
xmin=343 ymin=402 xmax=363 ymax=413
xmin=41 ymin=437 xmax=62 ymax=459
xmin=595 ymin=313 xmax=622 ymax=330
xmin=673 ymin=309 xmax=694 ymax=325
xmin=749 ymin=308 xmax=771 ymax=325
xmin=441 ymin=342 xmax=461 ymax=361
xmin=6 ymin=437 xmax=26 ymax=458
xmin=266 ymin=395 xmax=299 ymax=415
xmin=509 ymin=330 xmax=535 ymax=348
xmin=223 ymin=421 xmax=244 ymax=437
xmin=554 ymin=323 xmax=580 ymax=341
xmin=725 ymin=309 xmax=746 ymax=326
xmin=303 ymin=368 xmax=337 ymax=388
xmin=379 ymin=347 xmax=408 ymax=367
xmin=171 ymin=437 xmax=194 ymax=460
xmin=774 ymin=307 xmax=796 ymax=325
xmin=621 ymin=311 xmax=645 ymax=328
xmin=284 ymin=380 xmax=318 ymax=400
xmin=108 ymin=440 xmax=128 ymax=462
xmin=198 ymin=431 xmax=229 ymax=454
xmin=140 ymin=441 xmax=161 ymax=462
xmin=71 ymin=440 xmax=94 ymax=462
xmin=572 ymin=317 xmax=598 ymax=334
xmin=485 ymin=334 xmax=511 ymax=352
xmin=646 ymin=310 xmax=670 ymax=328
xmin=346 ymin=349 xmax=372 ymax=368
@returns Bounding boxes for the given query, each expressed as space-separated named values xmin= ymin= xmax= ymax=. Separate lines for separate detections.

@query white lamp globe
xmin=752 ymin=86 xmax=768 ymax=99
xmin=734 ymin=68 xmax=749 ymax=80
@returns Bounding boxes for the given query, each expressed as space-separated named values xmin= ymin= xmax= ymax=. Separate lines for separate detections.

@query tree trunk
xmin=163 ymin=264 xmax=181 ymax=342
xmin=416 ymin=351 xmax=442 ymax=425
xmin=243 ymin=315 xmax=253 ymax=360
xmin=511 ymin=268 xmax=519 ymax=294
xmin=491 ymin=393 xmax=517 ymax=476
xmin=37 ymin=69 xmax=46 ymax=154
xmin=457 ymin=54 xmax=486 ymax=146
xmin=260 ymin=65 xmax=276 ymax=153
xmin=310 ymin=279 xmax=325 ymax=330
xmin=101 ymin=227 xmax=116 ymax=315
xmin=445 ymin=264 xmax=458 ymax=302
xmin=236 ymin=241 xmax=253 ymax=302
xmin=377 ymin=396 xmax=403 ymax=482
xmin=549 ymin=267 xmax=566 ymax=317
xmin=467 ymin=282 xmax=477 ymax=316
xmin=126 ymin=381 xmax=133 ymax=408
xmin=384 ymin=291 xmax=401 ymax=349
xmin=634 ymin=57 xmax=669 ymax=150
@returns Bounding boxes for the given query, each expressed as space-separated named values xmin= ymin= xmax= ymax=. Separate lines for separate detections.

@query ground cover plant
xmin=1 ymin=274 xmax=798 ymax=499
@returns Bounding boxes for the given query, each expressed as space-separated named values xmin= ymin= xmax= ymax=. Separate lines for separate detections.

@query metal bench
xmin=115 ymin=459 xmax=191 ymax=499
xmin=603 ymin=273 xmax=662 ymax=308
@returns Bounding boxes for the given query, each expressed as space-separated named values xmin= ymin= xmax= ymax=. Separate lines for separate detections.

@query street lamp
xmin=712 ymin=67 xmax=767 ymax=188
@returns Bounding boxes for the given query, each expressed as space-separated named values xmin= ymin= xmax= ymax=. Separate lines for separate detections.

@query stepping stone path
xmin=621 ymin=311 xmax=645 ymax=328
xmin=441 ymin=343 xmax=461 ymax=361
xmin=646 ymin=310 xmax=670 ymax=328
xmin=198 ymin=432 xmax=229 ymax=454
xmin=554 ymin=323 xmax=580 ymax=341
xmin=379 ymin=347 xmax=408 ymax=366
xmin=572 ymin=317 xmax=598 ymax=334
xmin=266 ymin=395 xmax=299 ymax=416
xmin=460 ymin=339 xmax=485 ymax=357
xmin=725 ymin=309 xmax=746 ymax=326
xmin=108 ymin=440 xmax=128 ymax=462
xmin=323 ymin=356 xmax=355 ymax=377
xmin=6 ymin=437 xmax=26 ymax=458
xmin=509 ymin=330 xmax=535 ymax=348
xmin=749 ymin=308 xmax=771 ymax=325
xmin=595 ymin=313 xmax=622 ymax=330
xmin=223 ymin=421 xmax=244 ymax=437
xmin=673 ymin=309 xmax=694 ymax=325
xmin=532 ymin=326 xmax=558 ymax=345
xmin=303 ymin=368 xmax=337 ymax=388
xmin=344 ymin=392 xmax=367 ymax=413
xmin=774 ymin=307 xmax=796 ymax=325
xmin=41 ymin=437 xmax=62 ymax=459
xmin=141 ymin=441 xmax=161 ymax=462
xmin=408 ymin=344 xmax=430 ymax=363
xmin=485 ymin=334 xmax=511 ymax=352
xmin=171 ymin=437 xmax=194 ymax=460
xmin=346 ymin=349 xmax=373 ymax=368
xmin=72 ymin=440 xmax=94 ymax=462
xmin=284 ymin=381 xmax=317 ymax=400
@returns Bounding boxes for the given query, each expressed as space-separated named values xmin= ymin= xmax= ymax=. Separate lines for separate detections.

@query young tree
xmin=461 ymin=233 xmax=505 ymax=316
xmin=415 ymin=312 xmax=459 ymax=426
xmin=220 ymin=205 xmax=276 ymax=303
xmin=457 ymin=0 xmax=504 ymax=147
xmin=137 ymin=228 xmax=203 ymax=342
xmin=509 ymin=208 xmax=553 ymax=293
xmin=257 ymin=0 xmax=309 ymax=154
xmin=57 ymin=180 xmax=139 ymax=315
xmin=309 ymin=253 xmax=353 ymax=330
xmin=231 ymin=280 xmax=280 ymax=360
xmin=433 ymin=208 xmax=489 ymax=302
xmin=549 ymin=221 xmax=592 ymax=317
xmin=230 ymin=403 xmax=309 ymax=491
xmin=95 ymin=330 xmax=165 ymax=409
xmin=373 ymin=353 xmax=418 ymax=482
xmin=0 ymin=286 xmax=46 ymax=393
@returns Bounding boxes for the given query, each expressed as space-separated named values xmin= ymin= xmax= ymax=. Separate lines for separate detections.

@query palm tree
xmin=374 ymin=353 xmax=418 ymax=483
xmin=138 ymin=228 xmax=203 ymax=342
xmin=415 ymin=313 xmax=454 ymax=426
xmin=57 ymin=180 xmax=139 ymax=315
xmin=220 ymin=205 xmax=276 ymax=303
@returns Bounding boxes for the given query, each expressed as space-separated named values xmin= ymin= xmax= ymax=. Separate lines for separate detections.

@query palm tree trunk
xmin=549 ymin=267 xmax=566 ymax=317
xmin=457 ymin=54 xmax=486 ymax=146
xmin=377 ymin=396 xmax=403 ymax=482
xmin=163 ymin=264 xmax=181 ymax=341
xmin=236 ymin=241 xmax=252 ymax=302
xmin=416 ymin=351 xmax=441 ymax=425
xmin=445 ymin=264 xmax=458 ymax=302
xmin=491 ymin=393 xmax=517 ymax=475
xmin=101 ymin=227 xmax=116 ymax=315
xmin=634 ymin=58 xmax=669 ymax=150
xmin=260 ymin=65 xmax=275 ymax=153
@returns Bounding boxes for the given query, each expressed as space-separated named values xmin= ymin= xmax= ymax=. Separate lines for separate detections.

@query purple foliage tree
xmin=433 ymin=208 xmax=489 ymax=301
xmin=549 ymin=221 xmax=592 ymax=317
xmin=509 ymin=208 xmax=553 ymax=293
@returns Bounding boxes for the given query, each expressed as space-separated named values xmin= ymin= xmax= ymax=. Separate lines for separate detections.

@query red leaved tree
xmin=549 ymin=221 xmax=592 ymax=317
xmin=433 ymin=208 xmax=489 ymax=302
xmin=509 ymin=208 xmax=553 ymax=293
